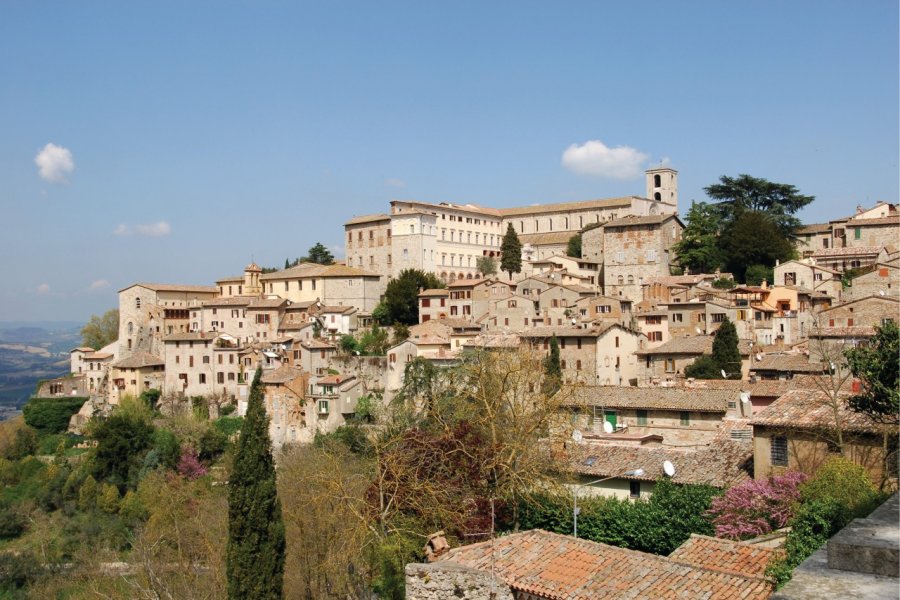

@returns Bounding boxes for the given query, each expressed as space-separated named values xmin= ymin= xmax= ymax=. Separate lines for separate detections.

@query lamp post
xmin=572 ymin=468 xmax=644 ymax=538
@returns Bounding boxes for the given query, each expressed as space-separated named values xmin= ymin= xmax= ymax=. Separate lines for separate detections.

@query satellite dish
xmin=740 ymin=392 xmax=751 ymax=404
xmin=721 ymin=369 xmax=728 ymax=379
xmin=602 ymin=421 xmax=614 ymax=434
xmin=879 ymin=290 xmax=885 ymax=296
xmin=572 ymin=429 xmax=583 ymax=443
xmin=695 ymin=327 xmax=702 ymax=334
xmin=663 ymin=460 xmax=676 ymax=477
xmin=571 ymin=318 xmax=577 ymax=325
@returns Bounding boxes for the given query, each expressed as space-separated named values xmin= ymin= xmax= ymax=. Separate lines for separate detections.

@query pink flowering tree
xmin=177 ymin=445 xmax=208 ymax=480
xmin=707 ymin=471 xmax=808 ymax=540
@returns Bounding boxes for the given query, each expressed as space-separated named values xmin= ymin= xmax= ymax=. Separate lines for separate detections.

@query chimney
xmin=424 ymin=531 xmax=449 ymax=562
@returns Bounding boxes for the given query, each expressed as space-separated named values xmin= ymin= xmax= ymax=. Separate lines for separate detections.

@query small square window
xmin=771 ymin=436 xmax=788 ymax=466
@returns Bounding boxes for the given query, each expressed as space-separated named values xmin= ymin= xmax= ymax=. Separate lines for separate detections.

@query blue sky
xmin=1 ymin=1 xmax=897 ymax=322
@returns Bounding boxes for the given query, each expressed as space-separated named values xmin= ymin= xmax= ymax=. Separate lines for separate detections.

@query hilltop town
xmin=13 ymin=168 xmax=900 ymax=598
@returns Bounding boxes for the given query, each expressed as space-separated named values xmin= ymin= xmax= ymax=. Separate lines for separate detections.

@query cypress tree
xmin=500 ymin=223 xmax=523 ymax=280
xmin=711 ymin=318 xmax=742 ymax=379
xmin=542 ymin=335 xmax=562 ymax=395
xmin=226 ymin=368 xmax=285 ymax=599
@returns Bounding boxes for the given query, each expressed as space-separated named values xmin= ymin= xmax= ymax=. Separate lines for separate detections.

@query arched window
xmin=627 ymin=275 xmax=634 ymax=284
xmin=617 ymin=275 xmax=624 ymax=285
xmin=654 ymin=192 xmax=661 ymax=201
xmin=127 ymin=322 xmax=134 ymax=334
xmin=654 ymin=174 xmax=661 ymax=187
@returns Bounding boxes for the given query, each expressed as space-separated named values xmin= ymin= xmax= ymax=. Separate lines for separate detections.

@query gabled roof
xmin=562 ymin=385 xmax=734 ymax=412
xmin=796 ymin=223 xmax=831 ymax=235
xmin=437 ymin=529 xmax=771 ymax=600
xmin=636 ymin=335 xmax=752 ymax=356
xmin=260 ymin=365 xmax=305 ymax=385
xmin=120 ymin=283 xmax=218 ymax=294
xmin=300 ymin=338 xmax=337 ymax=349
xmin=499 ymin=196 xmax=635 ymax=217
xmin=569 ymin=440 xmax=752 ymax=488
xmin=418 ymin=288 xmax=449 ymax=297
xmin=518 ymin=231 xmax=575 ymax=246
xmin=604 ymin=213 xmax=680 ymax=228
xmin=812 ymin=245 xmax=887 ymax=258
xmin=112 ymin=352 xmax=164 ymax=369
xmin=259 ymin=263 xmax=379 ymax=280
xmin=750 ymin=389 xmax=882 ymax=434
xmin=819 ymin=294 xmax=900 ymax=314
xmin=751 ymin=353 xmax=826 ymax=373
xmin=668 ymin=534 xmax=780 ymax=579
xmin=248 ymin=298 xmax=289 ymax=309
xmin=344 ymin=213 xmax=391 ymax=225
xmin=201 ymin=296 xmax=254 ymax=307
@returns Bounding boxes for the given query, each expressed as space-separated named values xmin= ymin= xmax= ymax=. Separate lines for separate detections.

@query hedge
xmin=22 ymin=397 xmax=89 ymax=433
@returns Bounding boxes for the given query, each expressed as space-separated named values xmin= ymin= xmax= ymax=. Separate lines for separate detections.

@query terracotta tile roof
xmin=797 ymin=222 xmax=831 ymax=234
xmin=317 ymin=304 xmax=357 ymax=314
xmin=260 ymin=365 xmax=305 ymax=384
xmin=418 ymin=288 xmax=449 ymax=297
xmin=518 ymin=231 xmax=575 ymax=246
xmin=562 ymin=385 xmax=734 ymax=412
xmin=345 ymin=213 xmax=390 ymax=225
xmin=604 ymin=213 xmax=678 ymax=227
xmin=300 ymin=338 xmax=337 ymax=349
xmin=392 ymin=199 xmax=503 ymax=217
xmin=847 ymin=215 xmax=900 ymax=226
xmin=112 ymin=352 xmax=165 ymax=369
xmin=259 ymin=263 xmax=379 ymax=280
xmin=812 ymin=245 xmax=886 ymax=258
xmin=201 ymin=296 xmax=254 ymax=307
xmin=83 ymin=352 xmax=114 ymax=360
xmin=636 ymin=335 xmax=752 ymax=356
xmin=521 ymin=323 xmax=624 ymax=339
xmin=439 ymin=529 xmax=771 ymax=600
xmin=448 ymin=278 xmax=487 ymax=288
xmin=668 ymin=534 xmax=781 ymax=579
xmin=810 ymin=326 xmax=877 ymax=338
xmin=71 ymin=346 xmax=96 ymax=353
xmin=248 ymin=298 xmax=289 ymax=309
xmin=464 ymin=333 xmax=521 ymax=349
xmin=751 ymin=353 xmax=826 ymax=373
xmin=750 ymin=389 xmax=882 ymax=434
xmin=498 ymin=196 xmax=635 ymax=217
xmin=568 ymin=440 xmax=752 ymax=488
xmin=122 ymin=283 xmax=218 ymax=294
xmin=820 ymin=294 xmax=900 ymax=313
xmin=215 ymin=275 xmax=244 ymax=284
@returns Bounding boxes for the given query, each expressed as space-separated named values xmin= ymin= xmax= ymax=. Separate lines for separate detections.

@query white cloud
xmin=114 ymin=221 xmax=171 ymax=237
xmin=36 ymin=283 xmax=50 ymax=295
xmin=561 ymin=139 xmax=648 ymax=179
xmin=385 ymin=178 xmax=406 ymax=188
xmin=89 ymin=279 xmax=110 ymax=290
xmin=35 ymin=143 xmax=74 ymax=184
xmin=135 ymin=221 xmax=171 ymax=236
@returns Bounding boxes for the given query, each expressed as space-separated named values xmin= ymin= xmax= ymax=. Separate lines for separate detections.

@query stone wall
xmin=405 ymin=562 xmax=514 ymax=600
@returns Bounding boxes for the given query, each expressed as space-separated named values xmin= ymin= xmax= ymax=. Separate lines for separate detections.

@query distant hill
xmin=0 ymin=321 xmax=84 ymax=414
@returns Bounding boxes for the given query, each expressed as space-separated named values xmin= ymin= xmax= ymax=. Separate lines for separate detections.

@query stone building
xmin=345 ymin=168 xmax=679 ymax=285
xmin=751 ymin=389 xmax=892 ymax=485
xmin=259 ymin=263 xmax=384 ymax=312
xmin=602 ymin=214 xmax=683 ymax=303
xmin=636 ymin=335 xmax=753 ymax=384
xmin=844 ymin=262 xmax=900 ymax=301
xmin=108 ymin=352 xmax=165 ymax=405
xmin=774 ymin=258 xmax=843 ymax=300
xmin=117 ymin=283 xmax=218 ymax=359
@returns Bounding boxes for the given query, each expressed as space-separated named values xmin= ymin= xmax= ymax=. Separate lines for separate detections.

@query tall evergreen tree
xmin=542 ymin=335 xmax=562 ymax=395
xmin=227 ymin=368 xmax=285 ymax=599
xmin=711 ymin=318 xmax=742 ymax=379
xmin=500 ymin=223 xmax=522 ymax=280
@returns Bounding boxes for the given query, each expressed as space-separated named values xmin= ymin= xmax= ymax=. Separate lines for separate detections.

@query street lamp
xmin=572 ymin=468 xmax=645 ymax=538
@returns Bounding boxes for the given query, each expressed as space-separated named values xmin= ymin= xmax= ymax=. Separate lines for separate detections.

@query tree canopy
xmin=844 ymin=321 xmax=899 ymax=424
xmin=81 ymin=309 xmax=119 ymax=350
xmin=705 ymin=173 xmax=814 ymax=237
xmin=500 ymin=224 xmax=522 ymax=280
xmin=476 ymin=255 xmax=497 ymax=277
xmin=684 ymin=317 xmax=741 ymax=380
xmin=284 ymin=242 xmax=335 ymax=268
xmin=673 ymin=174 xmax=809 ymax=281
xmin=376 ymin=269 xmax=444 ymax=326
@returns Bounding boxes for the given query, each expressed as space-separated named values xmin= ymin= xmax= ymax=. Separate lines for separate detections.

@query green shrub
xmin=766 ymin=498 xmax=854 ymax=588
xmin=214 ymin=416 xmax=243 ymax=438
xmin=0 ymin=508 xmax=26 ymax=540
xmin=0 ymin=551 xmax=43 ymax=592
xmin=800 ymin=457 xmax=885 ymax=518
xmin=22 ymin=397 xmax=88 ymax=433
xmin=3 ymin=427 xmax=37 ymax=461
xmin=199 ymin=426 xmax=227 ymax=462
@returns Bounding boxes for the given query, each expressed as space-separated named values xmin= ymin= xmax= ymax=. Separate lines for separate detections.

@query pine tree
xmin=712 ymin=318 xmax=742 ymax=379
xmin=226 ymin=368 xmax=285 ymax=599
xmin=500 ymin=223 xmax=522 ymax=280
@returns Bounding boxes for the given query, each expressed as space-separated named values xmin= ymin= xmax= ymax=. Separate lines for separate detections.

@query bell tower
xmin=645 ymin=167 xmax=678 ymax=214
